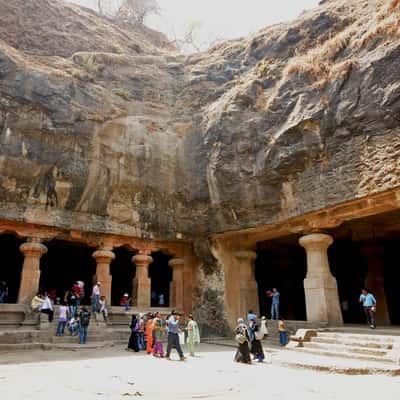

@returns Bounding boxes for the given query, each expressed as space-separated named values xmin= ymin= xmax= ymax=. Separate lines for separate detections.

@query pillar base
xmin=304 ymin=276 xmax=343 ymax=326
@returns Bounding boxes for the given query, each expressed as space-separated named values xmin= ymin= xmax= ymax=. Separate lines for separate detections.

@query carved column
xmin=299 ymin=233 xmax=343 ymax=325
xmin=132 ymin=253 xmax=153 ymax=308
xmin=92 ymin=250 xmax=115 ymax=304
xmin=360 ymin=245 xmax=390 ymax=325
xmin=169 ymin=258 xmax=184 ymax=310
xmin=233 ymin=250 xmax=259 ymax=319
xmin=18 ymin=240 xmax=47 ymax=304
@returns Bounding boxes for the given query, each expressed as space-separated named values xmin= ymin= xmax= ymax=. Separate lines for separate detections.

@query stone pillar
xmin=299 ymin=233 xmax=343 ymax=325
xmin=132 ymin=253 xmax=153 ymax=308
xmin=92 ymin=250 xmax=115 ymax=304
xmin=18 ymin=240 xmax=47 ymax=304
xmin=233 ymin=250 xmax=259 ymax=319
xmin=169 ymin=258 xmax=184 ymax=311
xmin=361 ymin=245 xmax=390 ymax=325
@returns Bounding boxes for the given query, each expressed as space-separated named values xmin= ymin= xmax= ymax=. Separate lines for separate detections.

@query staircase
xmin=289 ymin=330 xmax=400 ymax=365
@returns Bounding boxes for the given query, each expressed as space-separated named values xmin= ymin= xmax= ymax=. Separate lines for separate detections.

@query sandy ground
xmin=0 ymin=344 xmax=399 ymax=400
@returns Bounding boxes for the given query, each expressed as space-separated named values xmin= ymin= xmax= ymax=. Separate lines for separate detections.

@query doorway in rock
xmin=110 ymin=246 xmax=135 ymax=306
xmin=40 ymin=240 xmax=96 ymax=305
xmin=256 ymin=235 xmax=307 ymax=321
xmin=328 ymin=209 xmax=400 ymax=326
xmin=0 ymin=233 xmax=24 ymax=303
xmin=149 ymin=251 xmax=172 ymax=307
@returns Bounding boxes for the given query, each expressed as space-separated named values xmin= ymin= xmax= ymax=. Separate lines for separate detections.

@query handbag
xmin=235 ymin=333 xmax=247 ymax=344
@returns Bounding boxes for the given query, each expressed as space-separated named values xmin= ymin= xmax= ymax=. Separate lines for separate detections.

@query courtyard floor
xmin=0 ymin=344 xmax=399 ymax=400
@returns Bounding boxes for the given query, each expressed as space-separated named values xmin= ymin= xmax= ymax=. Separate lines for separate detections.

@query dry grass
xmin=283 ymin=26 xmax=356 ymax=82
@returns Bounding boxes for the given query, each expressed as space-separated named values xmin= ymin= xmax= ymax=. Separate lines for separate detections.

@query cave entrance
xmin=0 ymin=233 xmax=24 ymax=303
xmin=256 ymin=235 xmax=307 ymax=320
xmin=40 ymin=240 xmax=96 ymax=304
xmin=149 ymin=251 xmax=172 ymax=307
xmin=328 ymin=209 xmax=400 ymax=326
xmin=110 ymin=246 xmax=135 ymax=306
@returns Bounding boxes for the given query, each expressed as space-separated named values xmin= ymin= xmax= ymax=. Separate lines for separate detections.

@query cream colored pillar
xmin=132 ymin=253 xmax=153 ymax=308
xmin=18 ymin=240 xmax=47 ymax=304
xmin=299 ymin=233 xmax=343 ymax=325
xmin=233 ymin=250 xmax=259 ymax=319
xmin=169 ymin=258 xmax=184 ymax=311
xmin=92 ymin=250 xmax=115 ymax=304
xmin=361 ymin=245 xmax=390 ymax=325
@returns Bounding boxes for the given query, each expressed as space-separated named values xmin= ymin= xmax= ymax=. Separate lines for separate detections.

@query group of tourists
xmin=234 ymin=309 xmax=287 ymax=365
xmin=126 ymin=311 xmax=201 ymax=360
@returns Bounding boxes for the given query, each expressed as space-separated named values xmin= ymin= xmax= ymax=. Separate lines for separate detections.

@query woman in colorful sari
xmin=145 ymin=313 xmax=154 ymax=354
xmin=234 ymin=318 xmax=251 ymax=364
xmin=186 ymin=314 xmax=200 ymax=356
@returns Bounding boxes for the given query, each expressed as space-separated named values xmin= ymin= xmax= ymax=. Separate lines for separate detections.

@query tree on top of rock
xmin=116 ymin=0 xmax=160 ymax=26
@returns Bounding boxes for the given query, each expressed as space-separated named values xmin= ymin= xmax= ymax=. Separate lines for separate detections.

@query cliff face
xmin=0 ymin=0 xmax=400 ymax=245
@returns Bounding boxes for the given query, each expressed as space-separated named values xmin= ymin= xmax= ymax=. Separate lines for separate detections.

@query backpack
xmin=80 ymin=311 xmax=90 ymax=326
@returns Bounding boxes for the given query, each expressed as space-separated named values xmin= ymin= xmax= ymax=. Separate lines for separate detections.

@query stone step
xmin=276 ymin=350 xmax=400 ymax=376
xmin=303 ymin=341 xmax=390 ymax=356
xmin=317 ymin=332 xmax=400 ymax=343
xmin=51 ymin=334 xmax=105 ymax=343
xmin=311 ymin=336 xmax=394 ymax=349
xmin=291 ymin=346 xmax=395 ymax=363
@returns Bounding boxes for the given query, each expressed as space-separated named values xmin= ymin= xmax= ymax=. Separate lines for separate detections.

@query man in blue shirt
xmin=165 ymin=312 xmax=185 ymax=361
xmin=268 ymin=288 xmax=280 ymax=320
xmin=359 ymin=288 xmax=376 ymax=329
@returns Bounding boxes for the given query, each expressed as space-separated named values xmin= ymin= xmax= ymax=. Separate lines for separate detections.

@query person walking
xmin=268 ymin=288 xmax=280 ymax=320
xmin=152 ymin=312 xmax=165 ymax=357
xmin=78 ymin=306 xmax=91 ymax=344
xmin=56 ymin=301 xmax=69 ymax=336
xmin=234 ymin=318 xmax=251 ymax=364
xmin=249 ymin=317 xmax=265 ymax=362
xmin=278 ymin=317 xmax=288 ymax=346
xmin=91 ymin=282 xmax=101 ymax=314
xmin=359 ymin=288 xmax=377 ymax=329
xmin=67 ymin=289 xmax=78 ymax=317
xmin=127 ymin=314 xmax=140 ymax=352
xmin=165 ymin=312 xmax=185 ymax=361
xmin=145 ymin=313 xmax=154 ymax=354
xmin=186 ymin=314 xmax=200 ymax=357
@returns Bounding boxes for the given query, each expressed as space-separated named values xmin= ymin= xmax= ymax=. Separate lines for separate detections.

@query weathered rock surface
xmin=1 ymin=0 xmax=400 ymax=245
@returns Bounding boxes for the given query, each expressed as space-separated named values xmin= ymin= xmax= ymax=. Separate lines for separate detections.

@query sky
xmin=68 ymin=0 xmax=320 ymax=50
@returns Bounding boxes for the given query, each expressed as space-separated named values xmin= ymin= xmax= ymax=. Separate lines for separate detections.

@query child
xmin=99 ymin=296 xmax=108 ymax=322
xmin=68 ymin=314 xmax=79 ymax=336
xmin=120 ymin=293 xmax=131 ymax=311
xmin=56 ymin=301 xmax=69 ymax=336
xmin=278 ymin=317 xmax=288 ymax=346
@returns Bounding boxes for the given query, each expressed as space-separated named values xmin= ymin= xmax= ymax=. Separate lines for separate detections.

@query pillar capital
xmin=19 ymin=242 xmax=47 ymax=257
xmin=232 ymin=250 xmax=257 ymax=262
xmin=132 ymin=254 xmax=153 ymax=267
xmin=92 ymin=250 xmax=115 ymax=263
xmin=299 ymin=233 xmax=333 ymax=251
xmin=168 ymin=258 xmax=184 ymax=270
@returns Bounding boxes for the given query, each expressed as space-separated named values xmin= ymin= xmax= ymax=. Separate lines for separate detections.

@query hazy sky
xmin=69 ymin=0 xmax=319 ymax=49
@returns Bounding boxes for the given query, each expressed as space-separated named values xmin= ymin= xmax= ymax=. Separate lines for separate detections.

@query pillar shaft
xmin=93 ymin=250 xmax=115 ymax=304
xmin=361 ymin=245 xmax=390 ymax=325
xmin=300 ymin=233 xmax=343 ymax=325
xmin=169 ymin=258 xmax=184 ymax=311
xmin=234 ymin=251 xmax=259 ymax=319
xmin=132 ymin=254 xmax=153 ymax=308
xmin=18 ymin=241 xmax=47 ymax=304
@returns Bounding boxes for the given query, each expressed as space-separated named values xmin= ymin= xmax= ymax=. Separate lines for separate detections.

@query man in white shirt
xmin=91 ymin=282 xmax=101 ymax=313
xmin=40 ymin=293 xmax=54 ymax=322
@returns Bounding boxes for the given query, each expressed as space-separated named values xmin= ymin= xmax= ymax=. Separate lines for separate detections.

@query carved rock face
xmin=0 ymin=0 xmax=400 ymax=243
